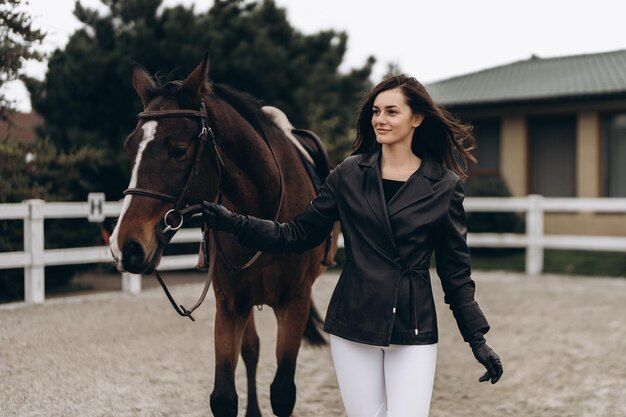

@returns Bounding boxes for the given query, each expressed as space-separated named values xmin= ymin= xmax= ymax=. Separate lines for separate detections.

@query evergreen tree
xmin=26 ymin=0 xmax=374 ymax=199
xmin=0 ymin=0 xmax=45 ymax=121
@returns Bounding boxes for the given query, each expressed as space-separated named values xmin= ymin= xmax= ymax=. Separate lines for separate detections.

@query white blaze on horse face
xmin=110 ymin=121 xmax=159 ymax=267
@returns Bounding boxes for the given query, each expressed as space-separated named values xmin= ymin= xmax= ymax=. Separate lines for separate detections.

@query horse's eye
xmin=168 ymin=146 xmax=187 ymax=159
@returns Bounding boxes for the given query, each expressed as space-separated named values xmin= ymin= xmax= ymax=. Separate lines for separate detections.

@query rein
xmin=123 ymin=100 xmax=285 ymax=320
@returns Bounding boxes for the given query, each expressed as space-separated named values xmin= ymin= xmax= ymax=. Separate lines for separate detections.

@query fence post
xmin=122 ymin=273 xmax=141 ymax=294
xmin=24 ymin=199 xmax=45 ymax=303
xmin=525 ymin=194 xmax=544 ymax=275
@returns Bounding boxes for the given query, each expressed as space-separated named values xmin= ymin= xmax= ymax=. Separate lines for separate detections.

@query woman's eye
xmin=169 ymin=147 xmax=187 ymax=158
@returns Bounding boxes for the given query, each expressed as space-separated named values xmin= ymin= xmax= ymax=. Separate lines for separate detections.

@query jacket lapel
xmin=358 ymin=149 xmax=397 ymax=250
xmin=387 ymin=155 xmax=443 ymax=217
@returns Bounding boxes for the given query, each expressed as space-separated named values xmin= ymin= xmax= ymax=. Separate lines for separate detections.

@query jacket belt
xmin=392 ymin=262 xmax=429 ymax=336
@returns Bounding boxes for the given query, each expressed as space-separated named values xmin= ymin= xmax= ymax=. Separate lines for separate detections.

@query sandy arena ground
xmin=1 ymin=270 xmax=624 ymax=417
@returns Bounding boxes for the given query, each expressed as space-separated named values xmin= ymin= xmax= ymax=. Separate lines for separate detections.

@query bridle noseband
xmin=121 ymin=99 xmax=284 ymax=321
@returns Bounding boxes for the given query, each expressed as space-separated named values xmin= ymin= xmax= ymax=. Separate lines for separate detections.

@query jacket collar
xmin=358 ymin=148 xmax=445 ymax=249
xmin=357 ymin=147 xmax=445 ymax=180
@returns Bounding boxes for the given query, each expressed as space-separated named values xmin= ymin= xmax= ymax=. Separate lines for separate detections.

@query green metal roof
xmin=427 ymin=49 xmax=626 ymax=106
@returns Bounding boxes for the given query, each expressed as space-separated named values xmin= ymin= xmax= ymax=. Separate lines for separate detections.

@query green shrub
xmin=0 ymin=138 xmax=105 ymax=302
xmin=465 ymin=176 xmax=524 ymax=234
xmin=465 ymin=176 xmax=524 ymax=257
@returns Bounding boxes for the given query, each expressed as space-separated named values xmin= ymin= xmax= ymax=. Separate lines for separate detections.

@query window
xmin=602 ymin=113 xmax=626 ymax=197
xmin=528 ymin=116 xmax=576 ymax=197
xmin=468 ymin=119 xmax=501 ymax=179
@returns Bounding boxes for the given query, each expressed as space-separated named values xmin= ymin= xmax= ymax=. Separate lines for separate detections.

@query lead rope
xmin=153 ymin=226 xmax=216 ymax=321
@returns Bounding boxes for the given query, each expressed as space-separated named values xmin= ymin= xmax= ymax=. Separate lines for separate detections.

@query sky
xmin=4 ymin=0 xmax=626 ymax=112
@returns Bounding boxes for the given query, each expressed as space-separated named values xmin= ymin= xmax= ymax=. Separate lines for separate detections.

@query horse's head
xmin=110 ymin=55 xmax=219 ymax=274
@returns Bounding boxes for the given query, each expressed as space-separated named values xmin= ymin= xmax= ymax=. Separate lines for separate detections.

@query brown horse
xmin=109 ymin=55 xmax=338 ymax=417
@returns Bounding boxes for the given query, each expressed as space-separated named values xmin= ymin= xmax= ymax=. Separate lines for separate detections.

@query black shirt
xmin=383 ymin=178 xmax=413 ymax=344
xmin=382 ymin=178 xmax=405 ymax=203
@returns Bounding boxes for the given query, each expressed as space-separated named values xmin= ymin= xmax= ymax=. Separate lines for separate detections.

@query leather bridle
xmin=123 ymin=99 xmax=284 ymax=320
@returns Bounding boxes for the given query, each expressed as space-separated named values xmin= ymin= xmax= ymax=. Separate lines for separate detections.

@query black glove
xmin=202 ymin=201 xmax=248 ymax=236
xmin=469 ymin=331 xmax=503 ymax=384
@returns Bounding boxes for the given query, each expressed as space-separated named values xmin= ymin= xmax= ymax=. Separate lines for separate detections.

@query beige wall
xmin=498 ymin=112 xmax=626 ymax=236
xmin=464 ymin=105 xmax=625 ymax=237
xmin=500 ymin=116 xmax=527 ymax=196
xmin=545 ymin=213 xmax=626 ymax=236
xmin=547 ymin=113 xmax=626 ymax=235
xmin=483 ymin=110 xmax=603 ymax=198
xmin=576 ymin=112 xmax=601 ymax=197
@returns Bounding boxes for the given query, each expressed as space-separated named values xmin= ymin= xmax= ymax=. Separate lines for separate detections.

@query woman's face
xmin=372 ymin=88 xmax=423 ymax=148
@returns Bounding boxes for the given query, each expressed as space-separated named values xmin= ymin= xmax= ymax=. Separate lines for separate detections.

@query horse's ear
xmin=132 ymin=62 xmax=157 ymax=108
xmin=181 ymin=53 xmax=210 ymax=100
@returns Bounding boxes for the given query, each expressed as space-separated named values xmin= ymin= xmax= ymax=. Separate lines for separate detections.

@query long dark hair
xmin=352 ymin=74 xmax=475 ymax=180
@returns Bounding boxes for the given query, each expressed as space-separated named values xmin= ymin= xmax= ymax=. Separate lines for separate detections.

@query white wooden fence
xmin=1 ymin=195 xmax=626 ymax=304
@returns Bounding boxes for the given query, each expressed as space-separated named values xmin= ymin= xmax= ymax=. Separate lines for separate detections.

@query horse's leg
xmin=210 ymin=293 xmax=250 ymax=417
xmin=241 ymin=311 xmax=262 ymax=417
xmin=270 ymin=292 xmax=311 ymax=417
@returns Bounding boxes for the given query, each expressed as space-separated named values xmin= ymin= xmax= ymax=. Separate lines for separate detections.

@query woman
xmin=202 ymin=74 xmax=503 ymax=417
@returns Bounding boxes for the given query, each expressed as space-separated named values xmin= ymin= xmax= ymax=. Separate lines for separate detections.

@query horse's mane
xmin=149 ymin=75 xmax=273 ymax=139
xmin=212 ymin=84 xmax=272 ymax=138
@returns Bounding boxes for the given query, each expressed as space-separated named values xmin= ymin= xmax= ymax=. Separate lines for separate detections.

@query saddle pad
xmin=262 ymin=106 xmax=331 ymax=191
xmin=291 ymin=128 xmax=331 ymax=191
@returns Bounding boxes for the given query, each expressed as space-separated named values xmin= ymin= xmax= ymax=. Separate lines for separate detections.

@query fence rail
xmin=2 ymin=195 xmax=626 ymax=304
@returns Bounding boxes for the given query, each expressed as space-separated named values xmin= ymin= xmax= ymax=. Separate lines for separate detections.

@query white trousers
xmin=330 ymin=334 xmax=438 ymax=417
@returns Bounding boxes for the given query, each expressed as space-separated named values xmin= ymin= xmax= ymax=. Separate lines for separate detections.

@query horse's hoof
xmin=210 ymin=391 xmax=238 ymax=417
xmin=270 ymin=380 xmax=296 ymax=417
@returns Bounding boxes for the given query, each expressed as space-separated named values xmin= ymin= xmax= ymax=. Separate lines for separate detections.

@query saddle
xmin=261 ymin=105 xmax=330 ymax=189
xmin=288 ymin=128 xmax=336 ymax=267
xmin=290 ymin=128 xmax=330 ymax=194
xmin=262 ymin=106 xmax=335 ymax=267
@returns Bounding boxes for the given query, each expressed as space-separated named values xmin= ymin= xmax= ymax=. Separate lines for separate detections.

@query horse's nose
xmin=122 ymin=240 xmax=145 ymax=273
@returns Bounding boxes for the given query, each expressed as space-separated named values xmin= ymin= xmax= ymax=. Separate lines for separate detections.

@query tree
xmin=0 ymin=138 xmax=104 ymax=301
xmin=0 ymin=0 xmax=45 ymax=121
xmin=26 ymin=0 xmax=374 ymax=200
xmin=382 ymin=62 xmax=402 ymax=79
xmin=0 ymin=1 xmax=104 ymax=300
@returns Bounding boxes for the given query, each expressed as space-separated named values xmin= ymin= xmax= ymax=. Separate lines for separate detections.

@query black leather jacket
xmin=238 ymin=149 xmax=490 ymax=346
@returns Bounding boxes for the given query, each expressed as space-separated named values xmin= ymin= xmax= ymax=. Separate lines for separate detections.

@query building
xmin=427 ymin=49 xmax=626 ymax=236
xmin=0 ymin=112 xmax=43 ymax=143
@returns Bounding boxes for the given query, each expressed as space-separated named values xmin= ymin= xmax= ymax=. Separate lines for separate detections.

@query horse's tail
xmin=303 ymin=301 xmax=327 ymax=346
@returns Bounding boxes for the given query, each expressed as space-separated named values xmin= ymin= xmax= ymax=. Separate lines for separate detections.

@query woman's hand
xmin=201 ymin=201 xmax=247 ymax=235
xmin=469 ymin=332 xmax=503 ymax=384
